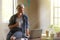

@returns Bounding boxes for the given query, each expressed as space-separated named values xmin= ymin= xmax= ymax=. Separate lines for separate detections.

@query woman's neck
xmin=17 ymin=12 xmax=23 ymax=18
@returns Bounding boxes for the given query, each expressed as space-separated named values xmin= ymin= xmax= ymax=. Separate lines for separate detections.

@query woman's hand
xmin=26 ymin=29 xmax=30 ymax=38
xmin=15 ymin=22 xmax=19 ymax=27
xmin=9 ymin=22 xmax=19 ymax=29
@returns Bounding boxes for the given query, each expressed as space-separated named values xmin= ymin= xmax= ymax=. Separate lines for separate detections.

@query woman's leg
xmin=6 ymin=31 xmax=13 ymax=40
xmin=10 ymin=31 xmax=25 ymax=40
xmin=10 ymin=31 xmax=27 ymax=40
xmin=13 ymin=31 xmax=23 ymax=39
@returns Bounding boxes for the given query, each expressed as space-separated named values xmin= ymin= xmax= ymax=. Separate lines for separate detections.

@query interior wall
xmin=28 ymin=0 xmax=40 ymax=29
xmin=17 ymin=0 xmax=40 ymax=30
xmin=39 ymin=0 xmax=51 ymax=33
xmin=0 ymin=0 xmax=5 ymax=40
xmin=0 ymin=0 xmax=2 ymax=22
xmin=0 ymin=0 xmax=10 ymax=40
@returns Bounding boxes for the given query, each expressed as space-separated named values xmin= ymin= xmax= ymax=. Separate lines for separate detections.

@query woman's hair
xmin=16 ymin=4 xmax=24 ymax=9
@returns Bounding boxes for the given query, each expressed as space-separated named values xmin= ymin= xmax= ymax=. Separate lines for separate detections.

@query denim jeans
xmin=6 ymin=31 xmax=26 ymax=40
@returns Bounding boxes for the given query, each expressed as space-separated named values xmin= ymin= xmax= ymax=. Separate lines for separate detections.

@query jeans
xmin=6 ymin=31 xmax=26 ymax=40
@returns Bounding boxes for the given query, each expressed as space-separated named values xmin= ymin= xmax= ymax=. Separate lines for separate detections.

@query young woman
xmin=6 ymin=4 xmax=30 ymax=40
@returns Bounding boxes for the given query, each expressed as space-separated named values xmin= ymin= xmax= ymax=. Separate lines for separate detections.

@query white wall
xmin=39 ymin=0 xmax=51 ymax=33
xmin=0 ymin=0 xmax=9 ymax=40
xmin=0 ymin=0 xmax=4 ymax=40
xmin=0 ymin=0 xmax=2 ymax=22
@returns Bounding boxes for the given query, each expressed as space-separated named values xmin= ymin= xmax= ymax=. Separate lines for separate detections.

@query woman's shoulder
xmin=23 ymin=13 xmax=28 ymax=17
xmin=23 ymin=14 xmax=28 ymax=19
xmin=10 ymin=14 xmax=17 ymax=19
xmin=12 ymin=14 xmax=17 ymax=17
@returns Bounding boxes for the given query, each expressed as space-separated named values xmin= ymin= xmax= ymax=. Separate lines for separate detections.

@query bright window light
xmin=2 ymin=0 xmax=17 ymax=23
xmin=51 ymin=0 xmax=60 ymax=27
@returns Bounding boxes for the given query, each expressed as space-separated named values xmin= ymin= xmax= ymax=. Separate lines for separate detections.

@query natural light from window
xmin=51 ymin=0 xmax=60 ymax=27
xmin=2 ymin=0 xmax=13 ymax=23
xmin=2 ymin=0 xmax=17 ymax=23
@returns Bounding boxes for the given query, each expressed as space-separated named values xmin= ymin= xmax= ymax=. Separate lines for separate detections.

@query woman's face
xmin=17 ymin=6 xmax=24 ymax=13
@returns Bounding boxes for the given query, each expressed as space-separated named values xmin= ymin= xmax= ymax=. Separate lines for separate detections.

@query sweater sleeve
xmin=8 ymin=15 xmax=15 ymax=26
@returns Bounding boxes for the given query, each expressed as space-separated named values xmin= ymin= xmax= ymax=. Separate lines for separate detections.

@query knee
xmin=10 ymin=36 xmax=16 ymax=40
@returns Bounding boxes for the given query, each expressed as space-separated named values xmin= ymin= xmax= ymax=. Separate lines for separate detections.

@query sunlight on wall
xmin=2 ymin=0 xmax=13 ymax=23
xmin=2 ymin=0 xmax=17 ymax=23
xmin=2 ymin=0 xmax=13 ymax=22
xmin=39 ymin=0 xmax=51 ymax=33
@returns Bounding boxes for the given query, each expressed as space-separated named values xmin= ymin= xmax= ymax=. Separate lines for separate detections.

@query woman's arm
xmin=8 ymin=22 xmax=18 ymax=29
xmin=25 ymin=15 xmax=30 ymax=37
xmin=8 ymin=15 xmax=18 ymax=29
xmin=26 ymin=28 xmax=30 ymax=37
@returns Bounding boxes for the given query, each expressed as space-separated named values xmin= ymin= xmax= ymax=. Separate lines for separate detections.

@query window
xmin=2 ymin=0 xmax=17 ymax=23
xmin=51 ymin=0 xmax=60 ymax=27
